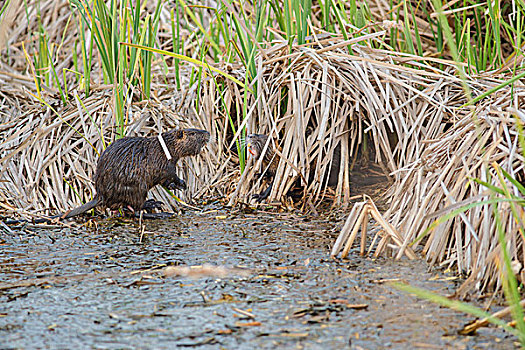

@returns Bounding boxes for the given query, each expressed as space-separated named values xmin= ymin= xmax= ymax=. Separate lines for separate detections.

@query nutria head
xmin=246 ymin=134 xmax=269 ymax=160
xmin=166 ymin=128 xmax=210 ymax=158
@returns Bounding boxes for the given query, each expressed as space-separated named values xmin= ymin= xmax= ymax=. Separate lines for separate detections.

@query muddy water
xmin=0 ymin=208 xmax=517 ymax=349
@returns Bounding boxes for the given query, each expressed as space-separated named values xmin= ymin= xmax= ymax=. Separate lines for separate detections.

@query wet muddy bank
xmin=0 ymin=208 xmax=517 ymax=349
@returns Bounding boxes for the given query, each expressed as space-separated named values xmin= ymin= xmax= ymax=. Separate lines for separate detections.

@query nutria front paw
xmin=251 ymin=183 xmax=272 ymax=203
xmin=142 ymin=199 xmax=164 ymax=213
xmin=171 ymin=179 xmax=187 ymax=191
xmin=164 ymin=178 xmax=187 ymax=191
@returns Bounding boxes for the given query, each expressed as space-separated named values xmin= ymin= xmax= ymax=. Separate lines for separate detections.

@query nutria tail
xmin=33 ymin=198 xmax=100 ymax=223
xmin=3 ymin=198 xmax=100 ymax=225
xmin=60 ymin=198 xmax=100 ymax=220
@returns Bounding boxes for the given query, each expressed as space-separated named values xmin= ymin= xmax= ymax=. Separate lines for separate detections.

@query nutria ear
xmin=175 ymin=130 xmax=184 ymax=139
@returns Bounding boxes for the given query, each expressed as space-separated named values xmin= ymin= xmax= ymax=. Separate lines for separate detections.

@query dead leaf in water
xmin=372 ymin=278 xmax=402 ymax=284
xmin=346 ymin=304 xmax=368 ymax=310
xmin=218 ymin=293 xmax=234 ymax=302
xmin=307 ymin=314 xmax=329 ymax=323
xmin=232 ymin=307 xmax=255 ymax=319
xmin=328 ymin=299 xmax=368 ymax=309
xmin=234 ymin=321 xmax=261 ymax=327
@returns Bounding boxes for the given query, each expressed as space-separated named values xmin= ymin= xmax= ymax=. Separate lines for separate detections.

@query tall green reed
xmin=70 ymin=0 xmax=163 ymax=138
xmin=21 ymin=0 xmax=71 ymax=103
xmin=0 ymin=0 xmax=10 ymax=19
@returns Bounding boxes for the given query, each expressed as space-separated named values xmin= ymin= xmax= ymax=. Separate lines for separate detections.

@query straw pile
xmin=194 ymin=39 xmax=460 ymax=207
xmin=385 ymin=103 xmax=525 ymax=295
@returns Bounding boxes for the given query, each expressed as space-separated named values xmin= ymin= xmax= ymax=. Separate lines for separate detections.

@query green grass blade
xmin=431 ymin=0 xmax=471 ymax=99
xmin=330 ymin=0 xmax=351 ymax=53
xmin=463 ymin=71 xmax=525 ymax=107
xmin=0 ymin=0 xmax=10 ymax=19
xmin=493 ymin=203 xmax=525 ymax=344
xmin=494 ymin=164 xmax=525 ymax=240
xmin=413 ymin=198 xmax=525 ymax=245
xmin=171 ymin=7 xmax=181 ymax=90
xmin=499 ymin=167 xmax=525 ymax=197
xmin=392 ymin=283 xmax=521 ymax=337
xmin=177 ymin=0 xmax=220 ymax=53
xmin=45 ymin=38 xmax=67 ymax=103
xmin=120 ymin=42 xmax=251 ymax=92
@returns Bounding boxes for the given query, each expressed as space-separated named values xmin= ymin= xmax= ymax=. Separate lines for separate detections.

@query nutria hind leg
xmin=252 ymin=181 xmax=274 ymax=202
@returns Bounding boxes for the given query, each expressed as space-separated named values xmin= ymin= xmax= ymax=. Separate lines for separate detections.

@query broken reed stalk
xmin=331 ymin=199 xmax=416 ymax=260
xmin=460 ymin=299 xmax=525 ymax=335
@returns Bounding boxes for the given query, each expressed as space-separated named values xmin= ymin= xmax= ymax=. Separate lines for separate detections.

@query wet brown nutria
xmin=246 ymin=134 xmax=278 ymax=201
xmin=55 ymin=128 xmax=210 ymax=220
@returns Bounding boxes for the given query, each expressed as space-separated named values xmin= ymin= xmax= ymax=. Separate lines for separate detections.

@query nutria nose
xmin=184 ymin=128 xmax=210 ymax=141
xmin=247 ymin=133 xmax=265 ymax=140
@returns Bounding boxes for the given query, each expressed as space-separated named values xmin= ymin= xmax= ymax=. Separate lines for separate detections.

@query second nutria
xmin=246 ymin=133 xmax=345 ymax=202
xmin=246 ymin=134 xmax=278 ymax=201
xmin=55 ymin=128 xmax=210 ymax=220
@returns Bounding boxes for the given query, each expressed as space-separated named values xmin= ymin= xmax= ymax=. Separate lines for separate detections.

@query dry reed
xmin=1 ymin=0 xmax=525 ymax=296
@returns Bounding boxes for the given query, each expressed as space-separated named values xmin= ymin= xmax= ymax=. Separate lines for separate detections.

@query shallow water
xmin=0 ymin=207 xmax=517 ymax=349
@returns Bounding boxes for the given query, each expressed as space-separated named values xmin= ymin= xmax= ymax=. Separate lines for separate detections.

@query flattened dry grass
xmin=192 ymin=38 xmax=459 ymax=207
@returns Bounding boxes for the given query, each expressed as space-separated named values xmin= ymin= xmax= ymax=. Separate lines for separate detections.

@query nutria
xmin=246 ymin=134 xmax=278 ymax=201
xmin=14 ymin=128 xmax=210 ymax=224
xmin=246 ymin=133 xmax=345 ymax=202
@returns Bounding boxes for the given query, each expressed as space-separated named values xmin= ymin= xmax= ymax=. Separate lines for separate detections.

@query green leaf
xmin=120 ymin=42 xmax=251 ymax=93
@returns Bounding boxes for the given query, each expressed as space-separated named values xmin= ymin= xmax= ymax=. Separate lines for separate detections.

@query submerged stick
xmin=459 ymin=299 xmax=525 ymax=335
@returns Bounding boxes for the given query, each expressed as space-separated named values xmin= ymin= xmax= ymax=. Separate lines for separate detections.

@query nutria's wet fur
xmin=60 ymin=128 xmax=210 ymax=220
